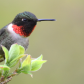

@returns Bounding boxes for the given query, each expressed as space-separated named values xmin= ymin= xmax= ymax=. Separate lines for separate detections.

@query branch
xmin=0 ymin=44 xmax=47 ymax=83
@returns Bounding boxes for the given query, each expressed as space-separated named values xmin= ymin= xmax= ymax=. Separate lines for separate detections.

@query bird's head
xmin=12 ymin=11 xmax=55 ymax=37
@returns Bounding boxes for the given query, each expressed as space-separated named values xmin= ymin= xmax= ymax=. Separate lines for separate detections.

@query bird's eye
xmin=22 ymin=18 xmax=27 ymax=22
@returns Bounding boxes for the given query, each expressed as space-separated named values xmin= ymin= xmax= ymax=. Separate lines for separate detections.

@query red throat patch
xmin=12 ymin=25 xmax=36 ymax=37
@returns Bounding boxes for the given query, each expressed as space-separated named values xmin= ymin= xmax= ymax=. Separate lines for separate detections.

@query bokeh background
xmin=0 ymin=0 xmax=84 ymax=84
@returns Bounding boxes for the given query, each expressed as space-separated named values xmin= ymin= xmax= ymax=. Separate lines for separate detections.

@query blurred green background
xmin=0 ymin=0 xmax=84 ymax=84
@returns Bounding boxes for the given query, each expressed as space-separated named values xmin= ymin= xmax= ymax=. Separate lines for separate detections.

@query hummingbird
xmin=0 ymin=11 xmax=55 ymax=62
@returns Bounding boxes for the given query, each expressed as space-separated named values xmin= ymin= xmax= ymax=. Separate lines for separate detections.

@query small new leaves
xmin=2 ymin=44 xmax=26 ymax=67
xmin=8 ymin=44 xmax=25 ymax=62
xmin=36 ymin=54 xmax=43 ymax=60
xmin=31 ymin=55 xmax=47 ymax=71
xmin=17 ymin=55 xmax=31 ymax=74
xmin=0 ymin=65 xmax=10 ymax=72
xmin=1 ymin=44 xmax=47 ymax=83
xmin=0 ymin=65 xmax=10 ymax=77
xmin=17 ymin=54 xmax=47 ymax=75
xmin=22 ymin=55 xmax=31 ymax=73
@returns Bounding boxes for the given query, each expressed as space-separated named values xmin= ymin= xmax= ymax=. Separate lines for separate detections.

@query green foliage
xmin=31 ymin=55 xmax=47 ymax=71
xmin=2 ymin=44 xmax=26 ymax=67
xmin=17 ymin=55 xmax=31 ymax=74
xmin=0 ymin=44 xmax=47 ymax=83
xmin=0 ymin=65 xmax=10 ymax=72
xmin=2 ymin=45 xmax=9 ymax=63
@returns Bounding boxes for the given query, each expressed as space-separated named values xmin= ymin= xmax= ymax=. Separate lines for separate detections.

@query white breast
xmin=7 ymin=23 xmax=29 ymax=50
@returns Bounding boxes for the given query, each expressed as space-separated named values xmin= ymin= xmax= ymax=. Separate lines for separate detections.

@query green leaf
xmin=5 ymin=44 xmax=26 ymax=67
xmin=19 ymin=58 xmax=22 ymax=68
xmin=22 ymin=55 xmax=31 ymax=72
xmin=22 ymin=55 xmax=31 ymax=67
xmin=0 ymin=65 xmax=10 ymax=78
xmin=36 ymin=54 xmax=43 ymax=60
xmin=19 ymin=55 xmax=31 ymax=74
xmin=31 ymin=60 xmax=47 ymax=71
xmin=0 ymin=65 xmax=10 ymax=71
xmin=8 ymin=44 xmax=20 ymax=62
xmin=8 ymin=44 xmax=25 ymax=63
xmin=1 ymin=45 xmax=9 ymax=63
xmin=6 ymin=60 xmax=17 ymax=68
xmin=9 ymin=54 xmax=26 ymax=67
xmin=19 ymin=45 xmax=25 ymax=55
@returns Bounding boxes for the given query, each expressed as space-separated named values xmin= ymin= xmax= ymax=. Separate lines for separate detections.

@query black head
xmin=12 ymin=11 xmax=55 ymax=37
xmin=12 ymin=11 xmax=37 ymax=27
xmin=12 ymin=11 xmax=55 ymax=26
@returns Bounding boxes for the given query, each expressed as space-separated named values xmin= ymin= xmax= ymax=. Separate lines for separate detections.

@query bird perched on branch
xmin=0 ymin=11 xmax=55 ymax=62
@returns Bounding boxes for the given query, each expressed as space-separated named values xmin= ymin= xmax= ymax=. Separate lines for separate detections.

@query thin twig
xmin=0 ymin=77 xmax=12 ymax=84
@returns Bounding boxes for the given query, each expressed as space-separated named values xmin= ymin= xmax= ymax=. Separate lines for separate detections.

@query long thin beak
xmin=37 ymin=19 xmax=56 ymax=22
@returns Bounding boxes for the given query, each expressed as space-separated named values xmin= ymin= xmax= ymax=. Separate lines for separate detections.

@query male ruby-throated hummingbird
xmin=0 ymin=11 xmax=55 ymax=62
